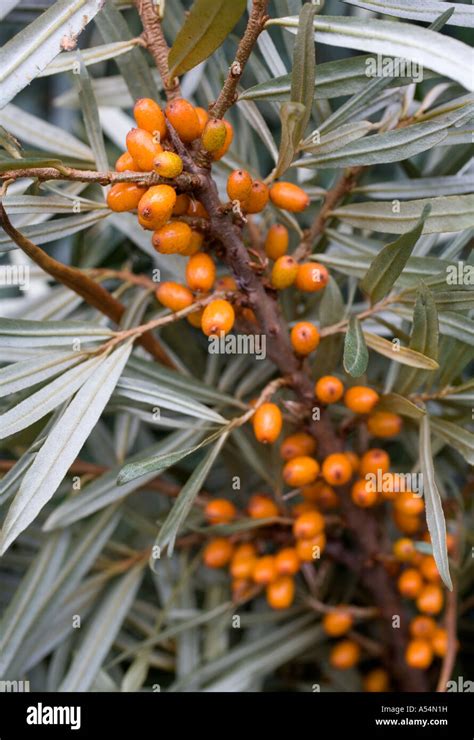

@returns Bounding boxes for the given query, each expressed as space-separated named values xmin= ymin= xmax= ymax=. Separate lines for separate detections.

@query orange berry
xmin=212 ymin=120 xmax=233 ymax=159
xmin=351 ymin=478 xmax=378 ymax=508
xmin=295 ymin=262 xmax=329 ymax=292
xmin=182 ymin=230 xmax=204 ymax=256
xmin=283 ymin=456 xmax=320 ymax=488
xmin=302 ymin=481 xmax=339 ymax=510
xmin=252 ymin=555 xmax=277 ymax=585
xmin=431 ymin=627 xmax=448 ymax=658
xmin=296 ymin=532 xmax=326 ymax=561
xmin=266 ymin=575 xmax=295 ymax=610
xmin=242 ymin=180 xmax=269 ymax=214
xmin=165 ymin=98 xmax=201 ymax=142
xmin=156 ymin=281 xmax=194 ymax=312
xmin=314 ymin=376 xmax=344 ymax=404
xmin=322 ymin=608 xmax=353 ymax=637
xmin=106 ymin=182 xmax=147 ymax=212
xmin=393 ymin=537 xmax=416 ymax=563
xmin=201 ymin=118 xmax=227 ymax=152
xmin=363 ymin=668 xmax=390 ymax=692
xmin=271 ymin=255 xmax=299 ymax=289
xmin=275 ymin=547 xmax=300 ymax=576
xmin=153 ymin=151 xmax=183 ymax=178
xmin=152 ymin=221 xmax=192 ymax=254
xmin=138 ymin=184 xmax=176 ymax=230
xmin=269 ymin=181 xmax=310 ymax=212
xmin=187 ymin=305 xmax=205 ymax=328
xmin=133 ymin=98 xmax=167 ymax=140
xmin=329 ymin=640 xmax=361 ymax=670
xmin=381 ymin=472 xmax=410 ymax=501
xmin=359 ymin=448 xmax=390 ymax=477
xmin=252 ymin=403 xmax=283 ymax=444
xmin=394 ymin=491 xmax=424 ymax=517
xmin=215 ymin=275 xmax=238 ymax=292
xmin=187 ymin=199 xmax=209 ymax=219
xmin=172 ymin=193 xmax=190 ymax=215
xmin=201 ymin=299 xmax=235 ymax=336
xmin=264 ymin=224 xmax=289 ymax=260
xmin=368 ymin=411 xmax=402 ymax=438
xmin=292 ymin=501 xmax=317 ymax=517
xmin=227 ymin=169 xmax=253 ymax=202
xmin=293 ymin=510 xmax=325 ymax=539
xmin=280 ymin=432 xmax=316 ymax=461
xmin=185 ymin=252 xmax=216 ymax=292
xmin=344 ymin=386 xmax=379 ymax=414
xmin=322 ymin=453 xmax=353 ymax=487
xmin=405 ymin=639 xmax=433 ymax=670
xmin=409 ymin=615 xmax=437 ymax=640
xmin=420 ymin=555 xmax=440 ymax=583
xmin=247 ymin=494 xmax=279 ymax=520
xmin=204 ymin=498 xmax=237 ymax=524
xmin=398 ymin=568 xmax=423 ymax=599
xmin=203 ymin=538 xmax=234 ymax=568
xmin=345 ymin=451 xmax=360 ymax=474
xmin=233 ymin=543 xmax=257 ymax=560
xmin=195 ymin=106 xmax=209 ymax=134
xmin=232 ymin=578 xmax=252 ymax=601
xmin=290 ymin=321 xmax=320 ymax=355
xmin=230 ymin=549 xmax=257 ymax=580
xmin=126 ymin=128 xmax=162 ymax=171
xmin=393 ymin=510 xmax=421 ymax=535
xmin=416 ymin=584 xmax=444 ymax=615
xmin=446 ymin=532 xmax=456 ymax=555
xmin=115 ymin=151 xmax=137 ymax=172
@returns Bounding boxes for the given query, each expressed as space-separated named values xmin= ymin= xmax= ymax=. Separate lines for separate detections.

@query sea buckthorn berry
xmin=252 ymin=555 xmax=277 ymax=585
xmin=397 ymin=568 xmax=423 ymax=599
xmin=215 ymin=275 xmax=237 ymax=292
xmin=152 ymin=221 xmax=192 ymax=254
xmin=446 ymin=533 xmax=456 ymax=555
xmin=204 ymin=498 xmax=237 ymax=525
xmin=203 ymin=538 xmax=233 ymax=568
xmin=133 ymin=98 xmax=167 ymax=140
xmin=363 ymin=668 xmax=390 ymax=693
xmin=185 ymin=252 xmax=216 ymax=292
xmin=292 ymin=501 xmax=317 ymax=517
xmin=405 ymin=639 xmax=433 ymax=670
xmin=195 ymin=106 xmax=209 ymax=134
xmin=290 ymin=321 xmax=320 ymax=355
xmin=212 ymin=119 xmax=233 ymax=160
xmin=243 ymin=180 xmax=269 ymax=214
xmin=322 ymin=453 xmax=353 ymax=487
xmin=359 ymin=449 xmax=390 ymax=477
xmin=269 ymin=181 xmax=310 ymax=212
xmin=345 ymin=451 xmax=360 ymax=474
xmin=271 ymin=255 xmax=299 ymax=289
xmin=393 ymin=537 xmax=416 ymax=563
xmin=314 ymin=376 xmax=344 ymax=404
xmin=431 ymin=627 xmax=448 ymax=658
xmin=394 ymin=491 xmax=424 ymax=517
xmin=296 ymin=532 xmax=326 ymax=561
xmin=283 ymin=456 xmax=320 ymax=488
xmin=247 ymin=494 xmax=279 ymax=520
xmin=252 ymin=403 xmax=283 ymax=444
xmin=115 ymin=151 xmax=137 ymax=172
xmin=280 ymin=432 xmax=316 ymax=461
xmin=329 ymin=640 xmax=361 ymax=670
xmin=266 ymin=575 xmax=295 ymax=610
xmin=187 ymin=199 xmax=209 ymax=219
xmin=126 ymin=128 xmax=162 ymax=171
xmin=182 ymin=230 xmax=204 ymax=256
xmin=153 ymin=151 xmax=183 ymax=178
xmin=201 ymin=118 xmax=227 ymax=152
xmin=393 ymin=510 xmax=421 ymax=535
xmin=165 ymin=98 xmax=201 ymax=142
xmin=367 ymin=411 xmax=402 ymax=438
xmin=233 ymin=543 xmax=257 ymax=560
xmin=302 ymin=481 xmax=339 ymax=510
xmin=172 ymin=193 xmax=190 ymax=215
xmin=265 ymin=224 xmax=289 ymax=260
xmin=295 ymin=262 xmax=329 ymax=292
xmin=351 ymin=479 xmax=378 ymax=508
xmin=201 ymin=299 xmax=235 ymax=337
xmin=409 ymin=616 xmax=437 ymax=640
xmin=344 ymin=386 xmax=379 ymax=414
xmin=232 ymin=578 xmax=252 ymax=601
xmin=420 ymin=555 xmax=440 ymax=583
xmin=230 ymin=550 xmax=257 ymax=580
xmin=227 ymin=169 xmax=253 ymax=202
xmin=156 ymin=282 xmax=194 ymax=312
xmin=293 ymin=510 xmax=325 ymax=539
xmin=416 ymin=584 xmax=444 ymax=615
xmin=187 ymin=305 xmax=205 ymax=328
xmin=275 ymin=547 xmax=300 ymax=576
xmin=138 ymin=184 xmax=176 ymax=229
xmin=322 ymin=608 xmax=353 ymax=637
xmin=106 ymin=183 xmax=147 ymax=212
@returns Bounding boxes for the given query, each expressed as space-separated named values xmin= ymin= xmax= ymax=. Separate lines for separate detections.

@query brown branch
xmin=134 ymin=0 xmax=181 ymax=101
xmin=210 ymin=0 xmax=270 ymax=119
xmin=0 ymin=166 xmax=201 ymax=190
xmin=0 ymin=203 xmax=175 ymax=368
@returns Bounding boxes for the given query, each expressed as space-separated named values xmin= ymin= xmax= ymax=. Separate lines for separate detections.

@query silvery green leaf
xmin=290 ymin=1 xmax=315 ymax=138
xmin=364 ymin=332 xmax=439 ymax=369
xmin=395 ymin=306 xmax=474 ymax=346
xmin=273 ymin=101 xmax=306 ymax=178
xmin=0 ymin=350 xmax=83 ymax=398
xmin=344 ymin=317 xmax=368 ymax=377
xmin=397 ymin=284 xmax=439 ymax=394
xmin=0 ymin=211 xmax=109 ymax=252
xmin=1 ymin=194 xmax=105 ymax=214
xmin=301 ymin=121 xmax=373 ymax=154
xmin=378 ymin=393 xmax=426 ymax=420
xmin=0 ymin=1 xmax=20 ymax=21
xmin=236 ymin=101 xmax=278 ymax=163
xmin=40 ymin=41 xmax=138 ymax=77
xmin=0 ymin=318 xmax=113 ymax=347
xmin=429 ymin=417 xmax=474 ymax=464
xmin=0 ymin=0 xmax=104 ymax=107
xmin=343 ymin=0 xmax=473 ymax=29
xmin=354 ymin=175 xmax=474 ymax=200
xmin=75 ymin=56 xmax=108 ymax=172
xmin=319 ymin=276 xmax=345 ymax=328
xmin=0 ymin=343 xmax=132 ymax=554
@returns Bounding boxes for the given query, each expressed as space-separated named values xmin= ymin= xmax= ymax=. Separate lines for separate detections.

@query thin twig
xmin=134 ymin=0 xmax=181 ymax=101
xmin=0 ymin=166 xmax=201 ymax=190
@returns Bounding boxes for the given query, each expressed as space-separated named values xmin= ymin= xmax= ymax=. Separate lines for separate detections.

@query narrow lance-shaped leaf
xmin=290 ymin=1 xmax=316 ymax=138
xmin=343 ymin=0 xmax=472 ymax=29
xmin=363 ymin=332 xmax=439 ymax=370
xmin=344 ymin=316 xmax=368 ymax=377
xmin=419 ymin=415 xmax=453 ymax=591
xmin=397 ymin=284 xmax=439 ymax=395
xmin=273 ymin=102 xmax=306 ymax=178
xmin=74 ymin=55 xmax=108 ymax=172
xmin=377 ymin=393 xmax=426 ymax=420
xmin=168 ymin=0 xmax=247 ymax=78
xmin=361 ymin=205 xmax=430 ymax=304
xmin=429 ymin=417 xmax=474 ymax=465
